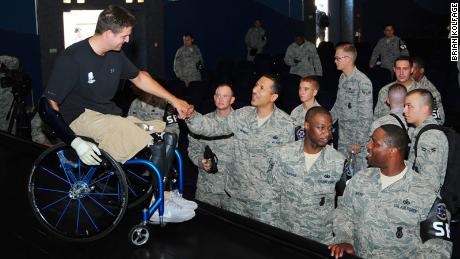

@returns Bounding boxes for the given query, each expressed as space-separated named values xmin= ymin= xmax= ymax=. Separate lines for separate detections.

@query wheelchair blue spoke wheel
xmin=28 ymin=143 xmax=128 ymax=242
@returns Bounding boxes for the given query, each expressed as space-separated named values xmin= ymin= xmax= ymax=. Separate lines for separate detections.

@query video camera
xmin=0 ymin=63 xmax=32 ymax=97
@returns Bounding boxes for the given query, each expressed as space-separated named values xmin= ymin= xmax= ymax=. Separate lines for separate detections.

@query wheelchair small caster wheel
xmin=129 ymin=225 xmax=150 ymax=246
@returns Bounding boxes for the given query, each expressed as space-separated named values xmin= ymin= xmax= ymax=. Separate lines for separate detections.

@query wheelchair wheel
xmin=123 ymin=149 xmax=157 ymax=208
xmin=128 ymin=224 xmax=150 ymax=246
xmin=123 ymin=162 xmax=156 ymax=209
xmin=28 ymin=143 xmax=128 ymax=242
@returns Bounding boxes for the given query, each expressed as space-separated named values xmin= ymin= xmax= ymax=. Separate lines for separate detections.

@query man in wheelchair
xmin=39 ymin=5 xmax=196 ymax=223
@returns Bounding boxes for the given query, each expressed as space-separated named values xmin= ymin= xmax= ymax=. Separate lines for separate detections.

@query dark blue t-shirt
xmin=44 ymin=39 xmax=139 ymax=123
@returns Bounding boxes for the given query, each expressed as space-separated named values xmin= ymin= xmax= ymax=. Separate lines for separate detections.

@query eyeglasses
xmin=334 ymin=56 xmax=350 ymax=61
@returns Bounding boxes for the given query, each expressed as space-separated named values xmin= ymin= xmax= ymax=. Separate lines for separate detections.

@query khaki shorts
xmin=70 ymin=109 xmax=165 ymax=164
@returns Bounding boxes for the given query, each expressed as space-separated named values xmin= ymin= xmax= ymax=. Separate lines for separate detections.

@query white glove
xmin=70 ymin=137 xmax=102 ymax=166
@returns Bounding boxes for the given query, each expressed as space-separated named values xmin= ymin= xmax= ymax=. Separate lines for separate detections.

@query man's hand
xmin=328 ymin=243 xmax=355 ymax=259
xmin=200 ymin=159 xmax=211 ymax=172
xmin=350 ymin=144 xmax=362 ymax=154
xmin=171 ymin=98 xmax=194 ymax=119
xmin=71 ymin=137 xmax=102 ymax=166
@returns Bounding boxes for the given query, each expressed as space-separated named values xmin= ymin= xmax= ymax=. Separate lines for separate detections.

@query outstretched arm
xmin=130 ymin=71 xmax=193 ymax=119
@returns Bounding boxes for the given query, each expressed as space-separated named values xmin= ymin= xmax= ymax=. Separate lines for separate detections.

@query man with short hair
xmin=245 ymin=18 xmax=267 ymax=62
xmin=404 ymin=89 xmax=448 ymax=192
xmin=188 ymin=84 xmax=235 ymax=208
xmin=330 ymin=43 xmax=373 ymax=171
xmin=369 ymin=83 xmax=407 ymax=135
xmin=411 ymin=57 xmax=445 ymax=125
xmin=268 ymin=107 xmax=344 ymax=244
xmin=329 ymin=125 xmax=452 ymax=259
xmin=374 ymin=56 xmax=418 ymax=120
xmin=369 ymin=24 xmax=409 ymax=72
xmin=40 ymin=5 xmax=195 ymax=223
xmin=284 ymin=34 xmax=322 ymax=78
xmin=186 ymin=75 xmax=295 ymax=224
xmin=173 ymin=32 xmax=204 ymax=86
xmin=290 ymin=76 xmax=321 ymax=133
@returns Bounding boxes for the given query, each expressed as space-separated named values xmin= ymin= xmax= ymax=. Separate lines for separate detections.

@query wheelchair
xmin=27 ymin=135 xmax=185 ymax=246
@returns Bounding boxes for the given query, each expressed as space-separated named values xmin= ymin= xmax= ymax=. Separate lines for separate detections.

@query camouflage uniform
xmin=418 ymin=76 xmax=445 ymax=125
xmin=374 ymin=79 xmax=444 ymax=124
xmin=0 ymin=56 xmax=19 ymax=132
xmin=0 ymin=87 xmax=13 ymax=132
xmin=369 ymin=107 xmax=407 ymax=136
xmin=290 ymin=100 xmax=321 ymax=129
xmin=30 ymin=113 xmax=52 ymax=145
xmin=245 ymin=27 xmax=267 ymax=62
xmin=267 ymin=141 xmax=344 ymax=244
xmin=330 ymin=67 xmax=373 ymax=171
xmin=284 ymin=41 xmax=322 ymax=77
xmin=127 ymin=97 xmax=179 ymax=136
xmin=186 ymin=106 xmax=295 ymax=225
xmin=173 ymin=44 xmax=203 ymax=85
xmin=187 ymin=110 xmax=234 ymax=208
xmin=369 ymin=36 xmax=409 ymax=72
xmin=334 ymin=166 xmax=452 ymax=258
xmin=407 ymin=117 xmax=448 ymax=192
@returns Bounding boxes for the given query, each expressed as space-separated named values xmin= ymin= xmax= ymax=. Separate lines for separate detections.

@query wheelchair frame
xmin=28 ymin=142 xmax=184 ymax=246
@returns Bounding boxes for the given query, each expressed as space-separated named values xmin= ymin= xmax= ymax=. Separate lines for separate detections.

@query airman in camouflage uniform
xmin=374 ymin=56 xmax=444 ymax=124
xmin=369 ymin=25 xmax=409 ymax=72
xmin=370 ymin=83 xmax=407 ymax=135
xmin=187 ymin=84 xmax=235 ymax=208
xmin=290 ymin=76 xmax=321 ymax=135
xmin=245 ymin=18 xmax=267 ymax=62
xmin=412 ymin=57 xmax=445 ymax=125
xmin=128 ymin=93 xmax=179 ymax=136
xmin=186 ymin=75 xmax=295 ymax=225
xmin=284 ymin=35 xmax=322 ymax=77
xmin=330 ymin=44 xmax=373 ymax=171
xmin=173 ymin=33 xmax=204 ymax=86
xmin=267 ymin=107 xmax=344 ymax=244
xmin=330 ymin=125 xmax=452 ymax=259
xmin=405 ymin=89 xmax=448 ymax=192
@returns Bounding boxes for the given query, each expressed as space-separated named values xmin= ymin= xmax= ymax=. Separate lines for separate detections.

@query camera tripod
xmin=6 ymin=93 xmax=31 ymax=140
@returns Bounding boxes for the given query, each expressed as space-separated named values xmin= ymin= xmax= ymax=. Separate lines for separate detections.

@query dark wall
xmin=0 ymin=0 xmax=37 ymax=34
xmin=163 ymin=0 xmax=304 ymax=80
xmin=0 ymin=0 xmax=42 ymax=104
xmin=360 ymin=0 xmax=451 ymax=45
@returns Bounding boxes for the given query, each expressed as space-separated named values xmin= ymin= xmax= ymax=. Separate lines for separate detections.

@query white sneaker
xmin=149 ymin=200 xmax=195 ymax=223
xmin=168 ymin=190 xmax=198 ymax=210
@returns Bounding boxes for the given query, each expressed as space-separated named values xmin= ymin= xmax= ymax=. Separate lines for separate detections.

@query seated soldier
xmin=39 ymin=5 xmax=195 ymax=223
xmin=329 ymin=125 xmax=452 ymax=258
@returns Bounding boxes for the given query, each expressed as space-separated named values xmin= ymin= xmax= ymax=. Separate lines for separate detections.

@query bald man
xmin=330 ymin=124 xmax=452 ymax=259
xmin=369 ymin=83 xmax=407 ymax=135
xmin=268 ymin=107 xmax=344 ymax=244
